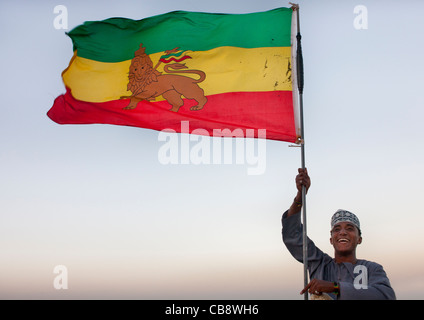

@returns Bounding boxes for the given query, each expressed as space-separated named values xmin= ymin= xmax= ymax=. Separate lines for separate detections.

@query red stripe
xmin=159 ymin=56 xmax=192 ymax=63
xmin=47 ymin=89 xmax=296 ymax=142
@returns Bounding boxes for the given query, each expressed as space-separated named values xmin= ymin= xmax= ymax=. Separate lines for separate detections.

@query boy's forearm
xmin=287 ymin=191 xmax=302 ymax=217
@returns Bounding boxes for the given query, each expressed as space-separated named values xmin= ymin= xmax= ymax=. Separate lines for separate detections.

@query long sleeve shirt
xmin=282 ymin=210 xmax=396 ymax=300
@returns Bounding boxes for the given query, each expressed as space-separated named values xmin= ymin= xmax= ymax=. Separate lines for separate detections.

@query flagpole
xmin=292 ymin=3 xmax=308 ymax=300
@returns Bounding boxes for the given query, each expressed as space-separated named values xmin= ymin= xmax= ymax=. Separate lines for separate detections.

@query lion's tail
xmin=164 ymin=63 xmax=206 ymax=83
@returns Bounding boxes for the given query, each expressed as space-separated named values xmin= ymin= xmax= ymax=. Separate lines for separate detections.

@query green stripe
xmin=67 ymin=7 xmax=292 ymax=63
xmin=160 ymin=50 xmax=187 ymax=59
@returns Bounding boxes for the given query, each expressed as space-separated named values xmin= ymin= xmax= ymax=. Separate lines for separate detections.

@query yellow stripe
xmin=63 ymin=46 xmax=292 ymax=103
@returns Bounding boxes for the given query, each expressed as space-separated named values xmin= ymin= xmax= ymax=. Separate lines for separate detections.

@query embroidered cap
xmin=331 ymin=209 xmax=360 ymax=231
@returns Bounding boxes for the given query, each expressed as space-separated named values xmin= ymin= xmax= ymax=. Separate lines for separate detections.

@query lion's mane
xmin=127 ymin=44 xmax=161 ymax=96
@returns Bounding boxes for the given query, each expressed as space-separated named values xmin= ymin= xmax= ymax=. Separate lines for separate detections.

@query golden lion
xmin=121 ymin=44 xmax=207 ymax=112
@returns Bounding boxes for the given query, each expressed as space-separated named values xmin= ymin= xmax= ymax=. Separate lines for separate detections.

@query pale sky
xmin=1 ymin=0 xmax=423 ymax=300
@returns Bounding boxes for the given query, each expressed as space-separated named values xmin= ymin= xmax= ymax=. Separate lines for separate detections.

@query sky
xmin=1 ymin=0 xmax=423 ymax=300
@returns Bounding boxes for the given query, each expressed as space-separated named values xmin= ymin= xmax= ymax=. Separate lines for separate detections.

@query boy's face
xmin=330 ymin=222 xmax=362 ymax=254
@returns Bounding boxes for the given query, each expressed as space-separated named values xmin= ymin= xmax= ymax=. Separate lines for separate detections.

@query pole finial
xmin=289 ymin=2 xmax=299 ymax=11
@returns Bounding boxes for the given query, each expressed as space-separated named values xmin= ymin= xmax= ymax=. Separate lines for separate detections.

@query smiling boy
xmin=281 ymin=168 xmax=396 ymax=300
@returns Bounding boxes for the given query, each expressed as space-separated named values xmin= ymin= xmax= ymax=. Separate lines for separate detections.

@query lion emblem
xmin=121 ymin=44 xmax=207 ymax=112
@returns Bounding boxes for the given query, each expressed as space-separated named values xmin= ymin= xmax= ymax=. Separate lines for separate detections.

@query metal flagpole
xmin=291 ymin=3 xmax=308 ymax=300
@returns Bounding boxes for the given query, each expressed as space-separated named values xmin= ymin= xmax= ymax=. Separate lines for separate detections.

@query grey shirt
xmin=282 ymin=210 xmax=396 ymax=300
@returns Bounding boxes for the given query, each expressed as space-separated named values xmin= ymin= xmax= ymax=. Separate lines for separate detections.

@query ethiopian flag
xmin=48 ymin=7 xmax=301 ymax=142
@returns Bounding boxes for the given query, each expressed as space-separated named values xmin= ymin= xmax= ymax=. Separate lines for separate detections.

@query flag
xmin=48 ymin=7 xmax=301 ymax=142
